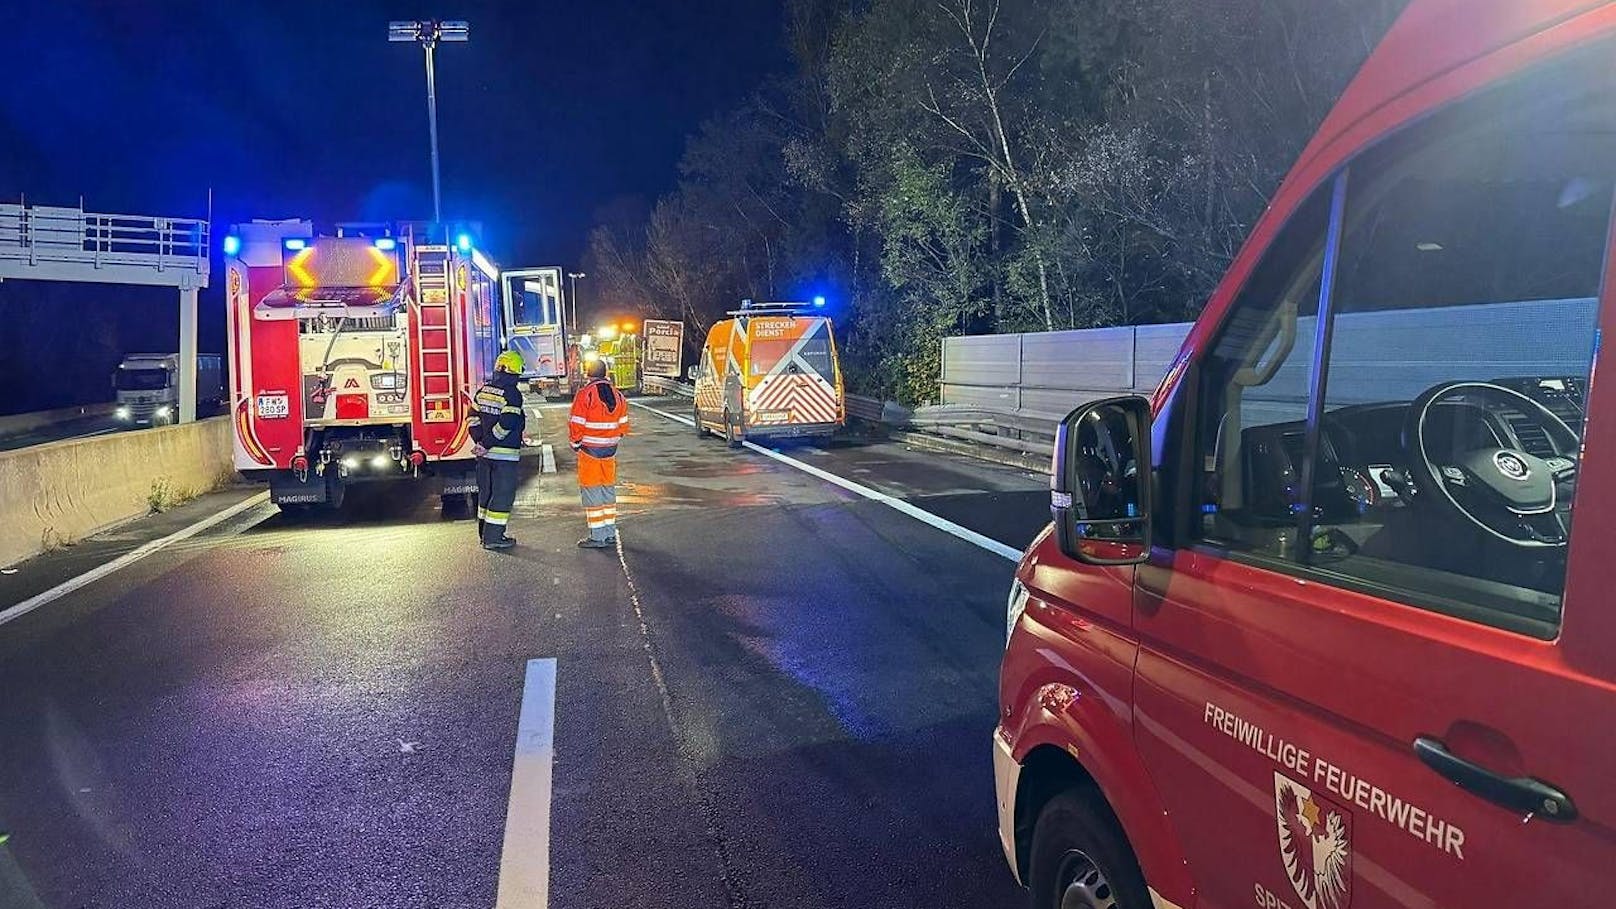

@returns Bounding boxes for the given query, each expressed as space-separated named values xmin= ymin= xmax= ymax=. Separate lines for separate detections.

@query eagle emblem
xmin=1274 ymin=771 xmax=1352 ymax=909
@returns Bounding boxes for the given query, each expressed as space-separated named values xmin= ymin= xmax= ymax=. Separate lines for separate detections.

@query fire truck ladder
xmin=413 ymin=246 xmax=456 ymax=416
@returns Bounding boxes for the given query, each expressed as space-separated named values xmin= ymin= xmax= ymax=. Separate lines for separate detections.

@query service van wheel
xmin=1028 ymin=788 xmax=1151 ymax=909
xmin=724 ymin=411 xmax=743 ymax=449
xmin=694 ymin=406 xmax=709 ymax=438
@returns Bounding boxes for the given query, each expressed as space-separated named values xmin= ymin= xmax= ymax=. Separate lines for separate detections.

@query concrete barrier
xmin=0 ymin=403 xmax=116 ymax=438
xmin=0 ymin=417 xmax=236 ymax=568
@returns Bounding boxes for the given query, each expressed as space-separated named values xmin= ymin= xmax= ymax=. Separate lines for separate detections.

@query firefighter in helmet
xmin=469 ymin=350 xmax=527 ymax=550
xmin=569 ymin=354 xmax=629 ymax=548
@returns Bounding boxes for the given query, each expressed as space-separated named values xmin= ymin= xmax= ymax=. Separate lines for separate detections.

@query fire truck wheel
xmin=1027 ymin=787 xmax=1151 ymax=909
xmin=326 ymin=478 xmax=346 ymax=510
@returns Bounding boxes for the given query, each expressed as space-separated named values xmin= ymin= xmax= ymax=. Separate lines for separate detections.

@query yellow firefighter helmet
xmin=495 ymin=350 xmax=525 ymax=374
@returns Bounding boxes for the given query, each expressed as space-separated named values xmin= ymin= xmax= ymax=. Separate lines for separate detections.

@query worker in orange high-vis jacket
xmin=569 ymin=356 xmax=630 ymax=548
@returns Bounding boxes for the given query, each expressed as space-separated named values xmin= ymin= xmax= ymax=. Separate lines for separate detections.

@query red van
xmin=995 ymin=2 xmax=1616 ymax=907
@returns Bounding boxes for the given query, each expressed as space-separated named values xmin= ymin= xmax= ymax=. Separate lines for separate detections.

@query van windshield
xmin=116 ymin=368 xmax=170 ymax=391
xmin=750 ymin=336 xmax=833 ymax=377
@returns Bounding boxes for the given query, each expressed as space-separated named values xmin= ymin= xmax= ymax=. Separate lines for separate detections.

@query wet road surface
xmin=0 ymin=398 xmax=1047 ymax=908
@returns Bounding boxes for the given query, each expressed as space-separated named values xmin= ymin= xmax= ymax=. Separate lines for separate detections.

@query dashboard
xmin=1238 ymin=375 xmax=1585 ymax=521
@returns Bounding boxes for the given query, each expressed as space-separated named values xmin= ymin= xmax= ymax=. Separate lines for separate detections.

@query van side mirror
xmin=687 ymin=365 xmax=699 ymax=381
xmin=1052 ymin=395 xmax=1153 ymax=565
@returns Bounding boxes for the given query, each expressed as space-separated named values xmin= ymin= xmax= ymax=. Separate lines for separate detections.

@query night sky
xmin=0 ymin=0 xmax=784 ymax=412
xmin=3 ymin=0 xmax=784 ymax=262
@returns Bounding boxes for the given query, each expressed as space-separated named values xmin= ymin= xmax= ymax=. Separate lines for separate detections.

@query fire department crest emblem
xmin=1274 ymin=771 xmax=1352 ymax=909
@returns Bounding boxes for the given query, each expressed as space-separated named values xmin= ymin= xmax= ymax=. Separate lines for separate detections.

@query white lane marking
xmin=0 ymin=491 xmax=272 ymax=628
xmin=629 ymin=401 xmax=1021 ymax=562
xmin=82 ymin=428 xmax=121 ymax=438
xmin=540 ymin=444 xmax=556 ymax=474
xmin=496 ymin=658 xmax=557 ymax=909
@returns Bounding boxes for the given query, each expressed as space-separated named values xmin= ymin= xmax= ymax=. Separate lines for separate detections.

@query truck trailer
xmin=224 ymin=220 xmax=503 ymax=510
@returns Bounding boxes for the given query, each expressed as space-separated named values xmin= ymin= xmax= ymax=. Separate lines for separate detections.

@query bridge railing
xmin=0 ymin=203 xmax=210 ymax=278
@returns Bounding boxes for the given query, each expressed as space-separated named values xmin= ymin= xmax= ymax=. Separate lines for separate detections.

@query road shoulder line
xmin=629 ymin=400 xmax=1021 ymax=562
xmin=495 ymin=658 xmax=558 ymax=909
xmin=0 ymin=491 xmax=270 ymax=628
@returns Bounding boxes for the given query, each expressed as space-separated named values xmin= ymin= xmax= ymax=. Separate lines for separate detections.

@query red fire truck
xmin=996 ymin=2 xmax=1616 ymax=907
xmin=224 ymin=220 xmax=502 ymax=510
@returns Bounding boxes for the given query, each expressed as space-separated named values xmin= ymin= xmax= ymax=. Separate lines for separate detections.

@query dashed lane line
xmin=628 ymin=400 xmax=1021 ymax=562
xmin=495 ymin=658 xmax=558 ymax=909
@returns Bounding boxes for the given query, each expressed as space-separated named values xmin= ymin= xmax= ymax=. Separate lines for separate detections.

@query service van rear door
xmin=744 ymin=316 xmax=840 ymax=426
xmin=1133 ymin=40 xmax=1616 ymax=908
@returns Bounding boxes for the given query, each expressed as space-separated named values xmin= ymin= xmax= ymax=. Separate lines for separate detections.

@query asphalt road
xmin=0 ymin=397 xmax=1049 ymax=909
xmin=0 ymin=413 xmax=127 ymax=452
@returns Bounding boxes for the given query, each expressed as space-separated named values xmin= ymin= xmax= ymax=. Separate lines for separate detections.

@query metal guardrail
xmin=641 ymin=375 xmax=694 ymax=398
xmin=844 ymin=394 xmax=885 ymax=423
xmin=842 ymin=393 xmax=1058 ymax=466
xmin=905 ymin=405 xmax=1058 ymax=459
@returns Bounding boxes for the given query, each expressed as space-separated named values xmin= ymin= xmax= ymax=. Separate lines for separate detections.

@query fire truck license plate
xmin=256 ymin=394 xmax=289 ymax=419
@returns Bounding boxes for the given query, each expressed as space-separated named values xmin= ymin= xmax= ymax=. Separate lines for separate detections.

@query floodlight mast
xmin=388 ymin=19 xmax=469 ymax=224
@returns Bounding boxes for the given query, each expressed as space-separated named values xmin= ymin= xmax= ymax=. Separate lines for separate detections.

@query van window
xmin=1192 ymin=45 xmax=1614 ymax=635
xmin=1193 ymin=185 xmax=1329 ymax=559
xmin=1302 ymin=50 xmax=1611 ymax=631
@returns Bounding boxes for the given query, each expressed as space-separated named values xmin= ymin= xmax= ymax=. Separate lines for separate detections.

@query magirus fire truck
xmin=224 ymin=220 xmax=503 ymax=511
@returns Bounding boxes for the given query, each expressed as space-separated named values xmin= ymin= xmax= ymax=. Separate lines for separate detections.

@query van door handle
xmin=1412 ymin=736 xmax=1577 ymax=822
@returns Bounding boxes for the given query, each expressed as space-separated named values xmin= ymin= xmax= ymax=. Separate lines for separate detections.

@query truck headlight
xmin=115 ymin=406 xmax=129 ymax=420
xmin=155 ymin=405 xmax=172 ymax=418
xmin=1006 ymin=579 xmax=1030 ymax=646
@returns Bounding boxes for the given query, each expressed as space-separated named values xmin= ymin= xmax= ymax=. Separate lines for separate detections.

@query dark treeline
xmin=586 ymin=0 xmax=1407 ymax=404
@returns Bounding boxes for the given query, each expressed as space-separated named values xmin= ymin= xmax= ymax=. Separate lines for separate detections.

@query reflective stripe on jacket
xmin=469 ymin=378 xmax=525 ymax=461
xmin=568 ymin=379 xmax=629 ymax=459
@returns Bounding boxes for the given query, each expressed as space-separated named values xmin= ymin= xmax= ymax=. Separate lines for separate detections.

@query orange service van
xmin=692 ymin=301 xmax=844 ymax=446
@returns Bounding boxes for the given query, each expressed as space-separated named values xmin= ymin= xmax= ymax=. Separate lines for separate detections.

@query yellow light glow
xmin=287 ymin=248 xmax=317 ymax=287
xmin=583 ymin=351 xmax=601 ymax=363
xmin=365 ymin=246 xmax=397 ymax=286
xmin=620 ymin=322 xmax=636 ymax=333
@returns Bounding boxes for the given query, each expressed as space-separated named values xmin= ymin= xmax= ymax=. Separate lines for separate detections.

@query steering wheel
xmin=1403 ymin=381 xmax=1580 ymax=548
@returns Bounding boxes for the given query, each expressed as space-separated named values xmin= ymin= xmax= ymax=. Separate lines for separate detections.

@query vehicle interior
xmin=1199 ymin=54 xmax=1613 ymax=628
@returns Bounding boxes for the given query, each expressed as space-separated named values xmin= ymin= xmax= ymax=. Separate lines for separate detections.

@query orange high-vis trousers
xmin=578 ymin=451 xmax=618 ymax=542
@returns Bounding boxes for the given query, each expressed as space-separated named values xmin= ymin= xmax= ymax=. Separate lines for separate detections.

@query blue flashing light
xmin=284 ymin=237 xmax=307 ymax=251
xmin=373 ymin=237 xmax=397 ymax=251
xmin=812 ymin=295 xmax=827 ymax=308
xmin=222 ymin=235 xmax=241 ymax=256
xmin=456 ymin=233 xmax=473 ymax=252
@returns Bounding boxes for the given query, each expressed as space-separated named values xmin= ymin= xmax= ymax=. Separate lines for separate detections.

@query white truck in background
xmin=114 ymin=353 xmax=224 ymax=425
